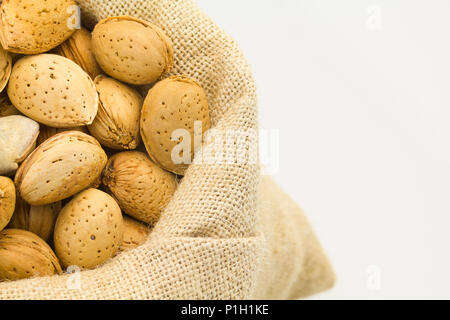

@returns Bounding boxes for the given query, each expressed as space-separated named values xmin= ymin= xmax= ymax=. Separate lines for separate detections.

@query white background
xmin=197 ymin=0 xmax=450 ymax=299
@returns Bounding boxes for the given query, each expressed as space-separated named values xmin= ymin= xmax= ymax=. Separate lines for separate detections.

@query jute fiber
xmin=0 ymin=0 xmax=335 ymax=299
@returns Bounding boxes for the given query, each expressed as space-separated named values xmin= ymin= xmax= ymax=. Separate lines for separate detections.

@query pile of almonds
xmin=0 ymin=0 xmax=211 ymax=281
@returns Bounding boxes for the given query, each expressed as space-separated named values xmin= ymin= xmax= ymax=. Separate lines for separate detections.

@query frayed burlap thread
xmin=0 ymin=0 xmax=334 ymax=299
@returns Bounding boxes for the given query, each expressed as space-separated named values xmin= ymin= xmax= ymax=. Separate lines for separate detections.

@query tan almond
xmin=8 ymin=196 xmax=61 ymax=242
xmin=0 ymin=0 xmax=77 ymax=54
xmin=0 ymin=45 xmax=12 ymax=92
xmin=36 ymin=124 xmax=88 ymax=146
xmin=53 ymin=27 xmax=102 ymax=79
xmin=102 ymin=151 xmax=177 ymax=224
xmin=0 ymin=115 xmax=39 ymax=176
xmin=119 ymin=215 xmax=150 ymax=252
xmin=88 ymin=75 xmax=142 ymax=150
xmin=140 ymin=75 xmax=211 ymax=175
xmin=0 ymin=176 xmax=15 ymax=231
xmin=54 ymin=188 xmax=123 ymax=269
xmin=15 ymin=131 xmax=107 ymax=206
xmin=92 ymin=16 xmax=173 ymax=85
xmin=0 ymin=229 xmax=61 ymax=280
xmin=7 ymin=54 xmax=98 ymax=128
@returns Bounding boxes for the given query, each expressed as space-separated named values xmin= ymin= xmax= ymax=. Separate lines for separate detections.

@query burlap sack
xmin=0 ymin=0 xmax=335 ymax=299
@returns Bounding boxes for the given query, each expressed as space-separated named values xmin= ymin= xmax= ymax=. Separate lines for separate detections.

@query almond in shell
xmin=54 ymin=188 xmax=123 ymax=269
xmin=0 ymin=91 xmax=20 ymax=117
xmin=118 ymin=215 xmax=150 ymax=252
xmin=92 ymin=16 xmax=173 ymax=85
xmin=53 ymin=27 xmax=102 ymax=79
xmin=7 ymin=54 xmax=98 ymax=128
xmin=0 ymin=45 xmax=12 ymax=92
xmin=140 ymin=75 xmax=211 ymax=175
xmin=0 ymin=0 xmax=77 ymax=54
xmin=15 ymin=131 xmax=107 ymax=206
xmin=102 ymin=151 xmax=177 ymax=225
xmin=8 ymin=196 xmax=61 ymax=243
xmin=37 ymin=124 xmax=88 ymax=146
xmin=0 ymin=115 xmax=39 ymax=176
xmin=0 ymin=176 xmax=15 ymax=231
xmin=88 ymin=75 xmax=142 ymax=150
xmin=0 ymin=229 xmax=62 ymax=281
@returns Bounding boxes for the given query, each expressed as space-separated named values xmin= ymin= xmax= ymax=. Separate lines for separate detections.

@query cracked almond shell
xmin=0 ymin=176 xmax=15 ymax=231
xmin=15 ymin=131 xmax=107 ymax=206
xmin=0 ymin=115 xmax=39 ymax=176
xmin=88 ymin=75 xmax=142 ymax=150
xmin=54 ymin=188 xmax=123 ymax=269
xmin=0 ymin=229 xmax=62 ymax=281
xmin=92 ymin=16 xmax=173 ymax=85
xmin=0 ymin=0 xmax=77 ymax=54
xmin=102 ymin=151 xmax=177 ymax=225
xmin=140 ymin=76 xmax=211 ymax=175
xmin=7 ymin=54 xmax=98 ymax=128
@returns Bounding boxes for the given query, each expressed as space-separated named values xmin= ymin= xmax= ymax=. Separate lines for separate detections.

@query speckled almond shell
xmin=87 ymin=75 xmax=143 ymax=150
xmin=0 ymin=229 xmax=62 ymax=281
xmin=54 ymin=188 xmax=123 ymax=269
xmin=0 ymin=176 xmax=15 ymax=231
xmin=15 ymin=131 xmax=107 ymax=206
xmin=8 ymin=196 xmax=61 ymax=243
xmin=7 ymin=54 xmax=99 ymax=128
xmin=0 ymin=115 xmax=39 ymax=176
xmin=91 ymin=16 xmax=173 ymax=85
xmin=0 ymin=45 xmax=11 ymax=92
xmin=118 ymin=215 xmax=150 ymax=253
xmin=102 ymin=151 xmax=177 ymax=225
xmin=0 ymin=0 xmax=77 ymax=54
xmin=53 ymin=27 xmax=102 ymax=80
xmin=140 ymin=75 xmax=211 ymax=175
